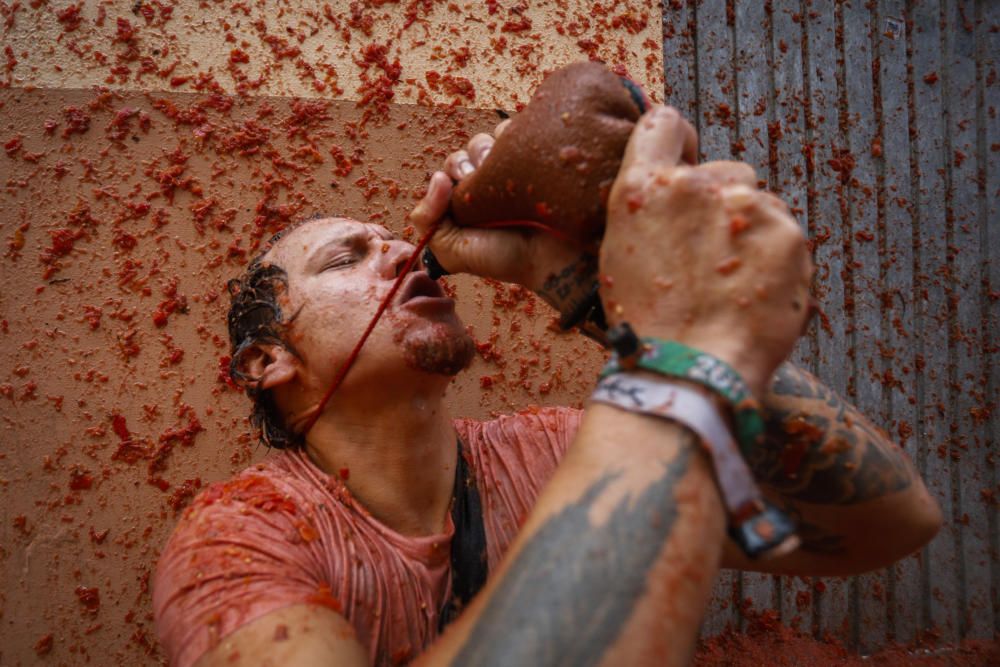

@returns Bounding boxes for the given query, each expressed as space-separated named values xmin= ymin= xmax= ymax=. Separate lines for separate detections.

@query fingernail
xmin=458 ymin=160 xmax=475 ymax=178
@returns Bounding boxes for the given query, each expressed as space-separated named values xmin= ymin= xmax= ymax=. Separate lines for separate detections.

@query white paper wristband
xmin=590 ymin=373 xmax=762 ymax=515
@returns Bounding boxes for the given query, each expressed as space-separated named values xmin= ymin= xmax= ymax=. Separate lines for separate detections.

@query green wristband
xmin=600 ymin=338 xmax=765 ymax=457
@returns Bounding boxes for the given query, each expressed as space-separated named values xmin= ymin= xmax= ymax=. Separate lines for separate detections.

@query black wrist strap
xmin=439 ymin=439 xmax=488 ymax=631
xmin=558 ymin=282 xmax=608 ymax=333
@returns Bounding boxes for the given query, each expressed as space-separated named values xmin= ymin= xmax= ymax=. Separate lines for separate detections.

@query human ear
xmin=234 ymin=344 xmax=297 ymax=390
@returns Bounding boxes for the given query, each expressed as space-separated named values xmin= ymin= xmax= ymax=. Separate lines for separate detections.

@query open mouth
xmin=395 ymin=271 xmax=453 ymax=310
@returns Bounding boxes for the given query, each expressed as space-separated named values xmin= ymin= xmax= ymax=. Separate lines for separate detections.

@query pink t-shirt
xmin=153 ymin=406 xmax=582 ymax=667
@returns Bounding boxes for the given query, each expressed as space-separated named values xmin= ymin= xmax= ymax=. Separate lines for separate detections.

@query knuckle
xmin=782 ymin=225 xmax=808 ymax=250
xmin=699 ymin=161 xmax=756 ymax=186
xmin=732 ymin=162 xmax=757 ymax=183
xmin=667 ymin=165 xmax=697 ymax=188
xmin=444 ymin=150 xmax=468 ymax=169
xmin=780 ymin=211 xmax=806 ymax=238
xmin=468 ymin=133 xmax=494 ymax=153
xmin=469 ymin=132 xmax=492 ymax=145
xmin=667 ymin=166 xmax=714 ymax=199
xmin=719 ymin=183 xmax=758 ymax=209
xmin=761 ymin=191 xmax=791 ymax=213
xmin=616 ymin=164 xmax=652 ymax=195
xmin=642 ymin=104 xmax=680 ymax=130
xmin=658 ymin=104 xmax=681 ymax=120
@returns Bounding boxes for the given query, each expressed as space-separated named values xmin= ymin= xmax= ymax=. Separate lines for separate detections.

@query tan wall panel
xmin=3 ymin=0 xmax=664 ymax=108
xmin=0 ymin=85 xmax=610 ymax=664
xmin=1 ymin=1 xmax=661 ymax=663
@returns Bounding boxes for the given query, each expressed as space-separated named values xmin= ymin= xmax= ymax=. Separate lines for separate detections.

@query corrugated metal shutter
xmin=665 ymin=0 xmax=998 ymax=650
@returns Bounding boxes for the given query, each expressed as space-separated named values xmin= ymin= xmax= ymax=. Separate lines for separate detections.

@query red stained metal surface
xmin=664 ymin=0 xmax=999 ymax=653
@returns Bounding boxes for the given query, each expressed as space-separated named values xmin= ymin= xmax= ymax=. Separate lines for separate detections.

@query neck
xmin=297 ymin=378 xmax=457 ymax=537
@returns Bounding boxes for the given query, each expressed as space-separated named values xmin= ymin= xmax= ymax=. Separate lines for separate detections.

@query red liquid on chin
xmin=299 ymin=219 xmax=442 ymax=438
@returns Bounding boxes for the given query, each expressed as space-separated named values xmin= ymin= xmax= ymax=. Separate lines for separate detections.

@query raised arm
xmin=410 ymin=106 xmax=814 ymax=664
xmin=191 ymin=406 xmax=719 ymax=667
xmin=424 ymin=402 xmax=723 ymax=665
xmin=720 ymin=361 xmax=941 ymax=576
xmin=416 ymin=116 xmax=940 ymax=580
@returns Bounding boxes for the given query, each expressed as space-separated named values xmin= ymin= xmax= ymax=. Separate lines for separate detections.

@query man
xmin=153 ymin=107 xmax=941 ymax=666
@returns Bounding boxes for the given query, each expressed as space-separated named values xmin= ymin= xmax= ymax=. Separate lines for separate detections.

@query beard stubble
xmin=392 ymin=318 xmax=475 ymax=376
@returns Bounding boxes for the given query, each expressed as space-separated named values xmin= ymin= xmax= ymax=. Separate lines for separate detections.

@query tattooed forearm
xmin=537 ymin=253 xmax=598 ymax=316
xmin=774 ymin=500 xmax=847 ymax=554
xmin=454 ymin=444 xmax=693 ymax=667
xmin=746 ymin=363 xmax=914 ymax=505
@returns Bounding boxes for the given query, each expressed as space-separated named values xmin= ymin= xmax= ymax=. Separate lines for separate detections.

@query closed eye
xmin=322 ymin=252 xmax=359 ymax=270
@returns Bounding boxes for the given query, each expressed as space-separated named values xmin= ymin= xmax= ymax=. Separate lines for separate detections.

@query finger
xmin=696 ymin=160 xmax=757 ymax=188
xmin=794 ymin=254 xmax=817 ymax=333
xmin=428 ymin=219 xmax=531 ymax=283
xmin=718 ymin=186 xmax=798 ymax=244
xmin=494 ymin=118 xmax=512 ymax=138
xmin=409 ymin=172 xmax=453 ymax=234
xmin=621 ymin=105 xmax=699 ymax=174
xmin=757 ymin=190 xmax=794 ymax=217
xmin=444 ymin=150 xmax=474 ymax=181
xmin=739 ymin=192 xmax=809 ymax=268
xmin=722 ymin=187 xmax=803 ymax=245
xmin=679 ymin=116 xmax=698 ymax=165
xmin=718 ymin=184 xmax=760 ymax=216
xmin=753 ymin=192 xmax=802 ymax=242
xmin=468 ymin=133 xmax=495 ymax=167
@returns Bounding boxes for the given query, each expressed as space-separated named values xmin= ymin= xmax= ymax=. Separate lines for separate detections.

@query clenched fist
xmin=409 ymin=120 xmax=582 ymax=299
xmin=600 ymin=106 xmax=814 ymax=397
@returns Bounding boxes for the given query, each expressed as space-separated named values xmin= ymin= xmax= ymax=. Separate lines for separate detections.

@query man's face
xmin=265 ymin=218 xmax=475 ymax=391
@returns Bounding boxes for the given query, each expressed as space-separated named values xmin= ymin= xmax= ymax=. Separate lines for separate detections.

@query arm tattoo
xmin=745 ymin=363 xmax=914 ymax=506
xmin=454 ymin=443 xmax=693 ymax=667
xmin=776 ymin=500 xmax=848 ymax=554
xmin=796 ymin=520 xmax=848 ymax=554
xmin=537 ymin=253 xmax=598 ymax=316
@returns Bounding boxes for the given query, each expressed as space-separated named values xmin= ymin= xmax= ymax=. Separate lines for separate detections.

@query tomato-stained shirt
xmin=153 ymin=406 xmax=582 ymax=667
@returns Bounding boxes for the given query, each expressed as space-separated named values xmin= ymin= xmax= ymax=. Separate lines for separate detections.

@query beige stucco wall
xmin=0 ymin=1 xmax=664 ymax=663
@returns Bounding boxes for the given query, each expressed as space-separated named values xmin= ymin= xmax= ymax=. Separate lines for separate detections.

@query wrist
xmin=535 ymin=254 xmax=611 ymax=342
xmin=535 ymin=253 xmax=599 ymax=316
xmin=601 ymin=328 xmax=767 ymax=459
xmin=590 ymin=372 xmax=799 ymax=559
xmin=679 ymin=337 xmax=767 ymax=400
xmin=639 ymin=371 xmax=733 ymax=422
xmin=624 ymin=326 xmax=765 ymax=398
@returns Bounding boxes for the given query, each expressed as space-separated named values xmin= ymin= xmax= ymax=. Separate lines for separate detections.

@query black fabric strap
xmin=422 ymin=246 xmax=451 ymax=280
xmin=619 ymin=75 xmax=650 ymax=113
xmin=438 ymin=440 xmax=488 ymax=631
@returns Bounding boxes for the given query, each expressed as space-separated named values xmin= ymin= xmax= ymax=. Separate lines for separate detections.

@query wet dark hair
xmin=225 ymin=215 xmax=329 ymax=449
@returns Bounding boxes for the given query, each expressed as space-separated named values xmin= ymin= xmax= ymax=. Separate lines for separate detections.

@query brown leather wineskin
xmin=450 ymin=62 xmax=645 ymax=248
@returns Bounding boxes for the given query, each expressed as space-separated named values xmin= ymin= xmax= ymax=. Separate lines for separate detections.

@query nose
xmin=375 ymin=238 xmax=418 ymax=279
